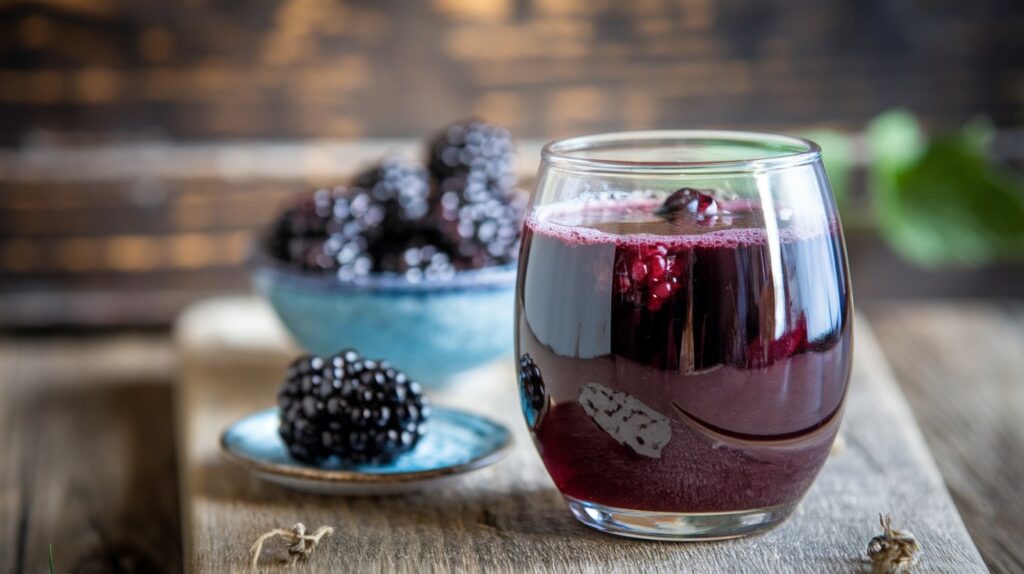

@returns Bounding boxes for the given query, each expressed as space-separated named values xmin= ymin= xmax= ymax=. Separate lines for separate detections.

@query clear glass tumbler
xmin=515 ymin=131 xmax=853 ymax=540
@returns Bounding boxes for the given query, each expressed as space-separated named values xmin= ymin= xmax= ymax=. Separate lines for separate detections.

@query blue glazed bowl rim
xmin=249 ymin=243 xmax=518 ymax=294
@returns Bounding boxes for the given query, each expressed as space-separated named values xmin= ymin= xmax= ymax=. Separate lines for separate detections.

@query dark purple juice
xmin=515 ymin=199 xmax=852 ymax=513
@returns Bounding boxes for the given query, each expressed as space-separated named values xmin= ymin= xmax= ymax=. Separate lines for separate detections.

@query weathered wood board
xmin=0 ymin=336 xmax=181 ymax=573
xmin=175 ymin=297 xmax=986 ymax=573
xmin=866 ymin=302 xmax=1024 ymax=573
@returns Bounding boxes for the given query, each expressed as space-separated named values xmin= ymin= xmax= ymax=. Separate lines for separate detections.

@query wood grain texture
xmin=1 ymin=1 xmax=1021 ymax=143
xmin=176 ymin=298 xmax=986 ymax=573
xmin=866 ymin=302 xmax=1024 ymax=574
xmin=0 ymin=336 xmax=180 ymax=574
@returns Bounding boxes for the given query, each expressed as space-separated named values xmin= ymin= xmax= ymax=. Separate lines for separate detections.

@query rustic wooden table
xmin=1 ymin=302 xmax=1022 ymax=573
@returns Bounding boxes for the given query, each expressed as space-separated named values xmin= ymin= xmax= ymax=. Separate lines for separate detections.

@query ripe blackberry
xmin=656 ymin=187 xmax=721 ymax=223
xmin=268 ymin=120 xmax=525 ymax=279
xmin=613 ymin=242 xmax=684 ymax=312
xmin=438 ymin=170 xmax=516 ymax=208
xmin=318 ymin=186 xmax=387 ymax=233
xmin=438 ymin=175 xmax=525 ymax=267
xmin=370 ymin=230 xmax=460 ymax=283
xmin=353 ymin=158 xmax=433 ymax=225
xmin=277 ymin=199 xmax=329 ymax=237
xmin=518 ymin=354 xmax=546 ymax=427
xmin=278 ymin=350 xmax=430 ymax=465
xmin=323 ymin=235 xmax=374 ymax=281
xmin=266 ymin=186 xmax=383 ymax=278
xmin=266 ymin=196 xmax=330 ymax=263
xmin=428 ymin=119 xmax=517 ymax=188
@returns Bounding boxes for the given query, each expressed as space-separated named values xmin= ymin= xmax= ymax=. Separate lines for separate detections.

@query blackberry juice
xmin=515 ymin=193 xmax=852 ymax=515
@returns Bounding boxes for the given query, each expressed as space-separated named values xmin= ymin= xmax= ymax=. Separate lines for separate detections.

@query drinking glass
xmin=515 ymin=131 xmax=853 ymax=540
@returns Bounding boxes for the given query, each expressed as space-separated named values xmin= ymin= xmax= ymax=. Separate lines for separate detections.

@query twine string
xmin=250 ymin=522 xmax=334 ymax=570
xmin=867 ymin=514 xmax=920 ymax=574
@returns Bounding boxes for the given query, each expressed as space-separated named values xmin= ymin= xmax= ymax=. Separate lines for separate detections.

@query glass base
xmin=565 ymin=496 xmax=797 ymax=541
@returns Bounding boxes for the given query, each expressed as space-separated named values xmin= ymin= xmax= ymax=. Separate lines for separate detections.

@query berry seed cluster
xmin=267 ymin=120 xmax=525 ymax=283
xmin=278 ymin=349 xmax=430 ymax=464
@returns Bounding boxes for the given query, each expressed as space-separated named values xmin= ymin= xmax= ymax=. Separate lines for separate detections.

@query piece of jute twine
xmin=868 ymin=514 xmax=920 ymax=574
xmin=250 ymin=523 xmax=334 ymax=570
xmin=245 ymin=513 xmax=920 ymax=570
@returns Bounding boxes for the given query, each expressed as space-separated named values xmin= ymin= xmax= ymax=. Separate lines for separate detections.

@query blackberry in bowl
xmin=252 ymin=122 xmax=524 ymax=387
xmin=428 ymin=118 xmax=517 ymax=189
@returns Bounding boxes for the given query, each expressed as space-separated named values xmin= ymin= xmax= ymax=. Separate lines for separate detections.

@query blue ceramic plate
xmin=220 ymin=407 xmax=512 ymax=495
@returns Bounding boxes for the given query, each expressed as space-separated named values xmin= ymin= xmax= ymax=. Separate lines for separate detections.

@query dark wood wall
xmin=0 ymin=0 xmax=1022 ymax=327
xmin=1 ymin=0 xmax=1021 ymax=144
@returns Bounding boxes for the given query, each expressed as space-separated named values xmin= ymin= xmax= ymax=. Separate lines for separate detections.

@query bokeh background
xmin=1 ymin=0 xmax=1023 ymax=328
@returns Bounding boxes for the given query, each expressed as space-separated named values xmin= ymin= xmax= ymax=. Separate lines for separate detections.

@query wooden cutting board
xmin=175 ymin=297 xmax=986 ymax=573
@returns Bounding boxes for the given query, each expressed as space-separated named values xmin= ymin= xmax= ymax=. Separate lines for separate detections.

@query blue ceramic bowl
xmin=250 ymin=247 xmax=516 ymax=387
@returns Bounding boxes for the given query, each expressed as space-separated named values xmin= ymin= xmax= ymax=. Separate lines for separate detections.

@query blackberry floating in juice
xmin=515 ymin=131 xmax=852 ymax=540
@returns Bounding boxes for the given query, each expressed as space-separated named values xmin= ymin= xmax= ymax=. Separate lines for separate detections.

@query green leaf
xmin=49 ymin=544 xmax=55 ymax=574
xmin=802 ymin=129 xmax=853 ymax=209
xmin=867 ymin=112 xmax=1024 ymax=267
xmin=866 ymin=109 xmax=926 ymax=181
xmin=961 ymin=115 xmax=996 ymax=152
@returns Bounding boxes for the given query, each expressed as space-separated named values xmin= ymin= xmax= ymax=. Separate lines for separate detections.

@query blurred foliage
xmin=802 ymin=129 xmax=853 ymax=210
xmin=807 ymin=110 xmax=1024 ymax=268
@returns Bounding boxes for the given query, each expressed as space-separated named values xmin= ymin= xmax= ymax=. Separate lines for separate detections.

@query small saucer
xmin=220 ymin=407 xmax=512 ymax=495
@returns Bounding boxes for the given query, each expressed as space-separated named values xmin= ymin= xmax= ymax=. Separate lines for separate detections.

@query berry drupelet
xmin=278 ymin=349 xmax=431 ymax=465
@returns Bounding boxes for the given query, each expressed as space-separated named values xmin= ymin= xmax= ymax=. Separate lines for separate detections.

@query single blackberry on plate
xmin=428 ymin=119 xmax=517 ymax=188
xmin=518 ymin=354 xmax=546 ymax=427
xmin=353 ymin=158 xmax=433 ymax=225
xmin=438 ymin=175 xmax=525 ymax=267
xmin=278 ymin=350 xmax=430 ymax=465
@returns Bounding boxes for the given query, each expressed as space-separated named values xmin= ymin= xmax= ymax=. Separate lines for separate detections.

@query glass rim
xmin=541 ymin=130 xmax=822 ymax=175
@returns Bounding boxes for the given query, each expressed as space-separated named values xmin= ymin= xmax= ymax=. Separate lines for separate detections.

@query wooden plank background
xmin=0 ymin=334 xmax=180 ymax=573
xmin=1 ymin=0 xmax=1023 ymax=327
xmin=0 ymin=0 xmax=1020 ymax=143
